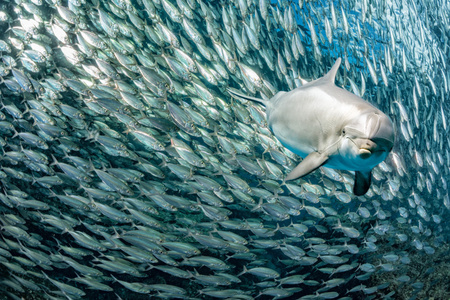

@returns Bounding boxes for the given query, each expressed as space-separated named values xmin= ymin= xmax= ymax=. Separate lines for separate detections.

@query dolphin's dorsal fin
xmin=322 ymin=58 xmax=342 ymax=84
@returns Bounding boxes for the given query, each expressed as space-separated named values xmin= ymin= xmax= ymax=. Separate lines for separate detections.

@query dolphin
xmin=228 ymin=58 xmax=395 ymax=196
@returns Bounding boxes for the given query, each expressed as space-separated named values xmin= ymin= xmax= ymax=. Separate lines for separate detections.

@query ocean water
xmin=0 ymin=0 xmax=449 ymax=299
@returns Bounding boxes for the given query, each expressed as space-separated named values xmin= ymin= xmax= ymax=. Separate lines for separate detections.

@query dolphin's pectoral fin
xmin=284 ymin=152 xmax=328 ymax=181
xmin=353 ymin=170 xmax=372 ymax=196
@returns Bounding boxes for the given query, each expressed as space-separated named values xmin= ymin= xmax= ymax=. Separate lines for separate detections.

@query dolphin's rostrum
xmin=228 ymin=58 xmax=395 ymax=196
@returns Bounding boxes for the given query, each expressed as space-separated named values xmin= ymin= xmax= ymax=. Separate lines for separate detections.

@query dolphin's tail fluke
xmin=227 ymin=88 xmax=267 ymax=105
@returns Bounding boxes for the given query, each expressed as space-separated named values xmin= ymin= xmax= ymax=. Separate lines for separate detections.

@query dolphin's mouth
xmin=359 ymin=148 xmax=372 ymax=159
xmin=347 ymin=138 xmax=380 ymax=158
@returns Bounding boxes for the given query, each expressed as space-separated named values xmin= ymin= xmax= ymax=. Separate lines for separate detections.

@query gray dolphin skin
xmin=229 ymin=58 xmax=395 ymax=196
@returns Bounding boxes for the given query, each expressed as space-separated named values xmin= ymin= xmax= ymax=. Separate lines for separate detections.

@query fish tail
xmin=227 ymin=88 xmax=267 ymax=105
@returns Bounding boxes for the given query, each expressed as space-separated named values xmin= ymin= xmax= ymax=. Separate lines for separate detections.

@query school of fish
xmin=0 ymin=0 xmax=449 ymax=299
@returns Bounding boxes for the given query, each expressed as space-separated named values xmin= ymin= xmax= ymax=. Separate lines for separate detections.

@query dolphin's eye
xmin=342 ymin=129 xmax=346 ymax=135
